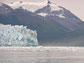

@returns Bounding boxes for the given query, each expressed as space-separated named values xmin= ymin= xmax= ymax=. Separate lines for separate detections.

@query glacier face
xmin=0 ymin=24 xmax=38 ymax=46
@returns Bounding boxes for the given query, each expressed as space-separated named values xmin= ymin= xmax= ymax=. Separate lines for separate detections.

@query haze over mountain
xmin=0 ymin=0 xmax=84 ymax=46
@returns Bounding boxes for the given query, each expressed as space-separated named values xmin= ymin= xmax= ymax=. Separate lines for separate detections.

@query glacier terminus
xmin=0 ymin=24 xmax=38 ymax=46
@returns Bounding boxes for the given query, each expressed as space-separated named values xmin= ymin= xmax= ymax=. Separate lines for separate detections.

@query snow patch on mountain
xmin=8 ymin=0 xmax=62 ymax=13
xmin=49 ymin=4 xmax=62 ymax=12
xmin=34 ymin=0 xmax=64 ymax=18
xmin=38 ymin=12 xmax=48 ymax=17
xmin=8 ymin=1 xmax=48 ymax=12
xmin=56 ymin=14 xmax=65 ymax=18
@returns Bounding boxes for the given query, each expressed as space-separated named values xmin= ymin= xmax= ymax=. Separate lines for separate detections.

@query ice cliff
xmin=0 ymin=24 xmax=38 ymax=46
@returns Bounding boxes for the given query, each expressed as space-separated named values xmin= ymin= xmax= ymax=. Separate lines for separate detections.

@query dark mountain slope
xmin=0 ymin=2 xmax=84 ymax=46
xmin=0 ymin=4 xmax=70 ymax=45
xmin=35 ymin=1 xmax=84 ymax=31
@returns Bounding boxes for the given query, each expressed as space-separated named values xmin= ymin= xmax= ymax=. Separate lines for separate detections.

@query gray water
xmin=0 ymin=47 xmax=84 ymax=63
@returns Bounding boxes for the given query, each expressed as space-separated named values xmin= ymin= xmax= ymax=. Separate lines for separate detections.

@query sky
xmin=0 ymin=0 xmax=84 ymax=21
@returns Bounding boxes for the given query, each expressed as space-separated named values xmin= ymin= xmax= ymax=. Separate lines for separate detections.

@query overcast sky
xmin=52 ymin=0 xmax=84 ymax=21
xmin=0 ymin=0 xmax=84 ymax=21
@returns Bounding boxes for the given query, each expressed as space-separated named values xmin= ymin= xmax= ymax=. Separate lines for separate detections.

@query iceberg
xmin=0 ymin=24 xmax=38 ymax=46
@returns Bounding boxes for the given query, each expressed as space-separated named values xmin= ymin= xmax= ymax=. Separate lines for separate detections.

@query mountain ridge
xmin=0 ymin=1 xmax=84 ymax=46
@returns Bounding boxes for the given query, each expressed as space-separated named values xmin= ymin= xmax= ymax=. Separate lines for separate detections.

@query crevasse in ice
xmin=0 ymin=24 xmax=38 ymax=46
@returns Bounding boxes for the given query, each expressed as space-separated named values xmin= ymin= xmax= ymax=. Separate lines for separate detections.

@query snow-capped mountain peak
xmin=35 ymin=0 xmax=64 ymax=18
xmin=47 ymin=0 xmax=62 ymax=12
xmin=7 ymin=0 xmax=62 ymax=13
xmin=8 ymin=0 xmax=48 ymax=12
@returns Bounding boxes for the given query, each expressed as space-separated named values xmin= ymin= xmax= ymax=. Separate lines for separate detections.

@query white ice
xmin=0 ymin=24 xmax=38 ymax=46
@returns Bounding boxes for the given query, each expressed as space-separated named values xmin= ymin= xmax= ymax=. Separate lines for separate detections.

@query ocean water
xmin=0 ymin=47 xmax=84 ymax=63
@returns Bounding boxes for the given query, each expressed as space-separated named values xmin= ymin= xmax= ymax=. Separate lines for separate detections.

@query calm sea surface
xmin=0 ymin=47 xmax=84 ymax=63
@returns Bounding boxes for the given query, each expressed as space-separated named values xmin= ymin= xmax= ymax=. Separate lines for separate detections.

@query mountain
xmin=0 ymin=2 xmax=13 ymax=15
xmin=34 ymin=1 xmax=84 ymax=46
xmin=35 ymin=0 xmax=84 ymax=31
xmin=0 ymin=1 xmax=84 ymax=46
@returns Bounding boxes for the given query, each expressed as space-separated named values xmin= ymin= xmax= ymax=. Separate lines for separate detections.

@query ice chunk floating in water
xmin=0 ymin=24 xmax=38 ymax=46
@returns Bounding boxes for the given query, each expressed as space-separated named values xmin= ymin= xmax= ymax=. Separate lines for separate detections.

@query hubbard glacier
xmin=0 ymin=0 xmax=84 ymax=63
xmin=0 ymin=24 xmax=38 ymax=46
